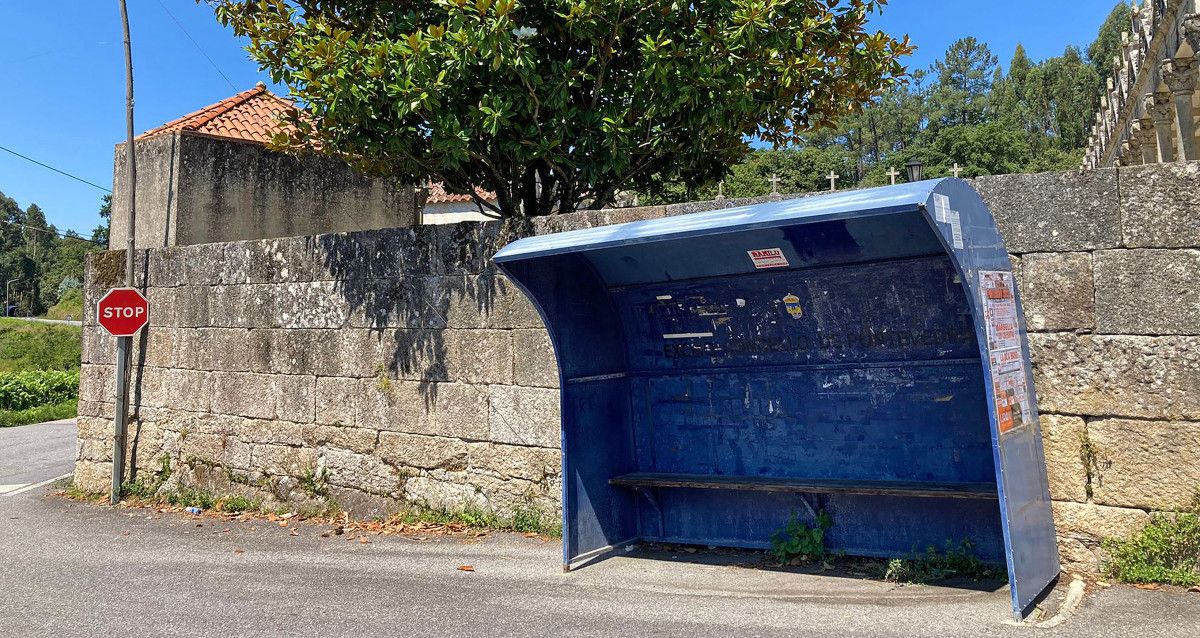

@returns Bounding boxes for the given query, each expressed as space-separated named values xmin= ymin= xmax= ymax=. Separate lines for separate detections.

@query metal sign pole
xmin=112 ymin=0 xmax=137 ymax=505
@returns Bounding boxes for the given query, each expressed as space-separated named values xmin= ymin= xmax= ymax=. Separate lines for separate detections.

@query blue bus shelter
xmin=492 ymin=179 xmax=1059 ymax=618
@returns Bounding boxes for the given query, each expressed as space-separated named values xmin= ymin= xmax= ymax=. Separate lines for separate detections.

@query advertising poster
xmin=980 ymin=271 xmax=1031 ymax=434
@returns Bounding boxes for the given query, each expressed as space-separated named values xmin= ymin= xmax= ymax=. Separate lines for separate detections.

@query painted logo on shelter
xmin=782 ymin=294 xmax=803 ymax=318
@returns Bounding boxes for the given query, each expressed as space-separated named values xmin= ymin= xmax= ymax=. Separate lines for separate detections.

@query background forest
xmin=646 ymin=3 xmax=1132 ymax=201
xmin=0 ymin=192 xmax=108 ymax=318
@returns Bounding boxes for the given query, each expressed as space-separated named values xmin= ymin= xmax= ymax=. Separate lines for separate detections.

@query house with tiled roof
xmin=421 ymin=181 xmax=499 ymax=223
xmin=135 ymin=83 xmax=300 ymax=145
xmin=109 ymin=84 xmax=422 ymax=249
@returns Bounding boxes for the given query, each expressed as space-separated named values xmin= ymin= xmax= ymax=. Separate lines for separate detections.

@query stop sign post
xmin=98 ymin=287 xmax=149 ymax=504
xmin=97 ymin=287 xmax=149 ymax=336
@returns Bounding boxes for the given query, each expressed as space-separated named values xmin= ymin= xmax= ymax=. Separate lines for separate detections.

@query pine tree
xmin=928 ymin=37 xmax=999 ymax=129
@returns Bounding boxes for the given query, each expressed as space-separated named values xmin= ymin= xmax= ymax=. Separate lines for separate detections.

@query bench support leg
xmin=633 ymin=486 xmax=666 ymax=538
xmin=797 ymin=492 xmax=819 ymax=520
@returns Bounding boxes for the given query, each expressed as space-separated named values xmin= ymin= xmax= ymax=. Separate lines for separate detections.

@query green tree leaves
xmin=211 ymin=0 xmax=913 ymax=217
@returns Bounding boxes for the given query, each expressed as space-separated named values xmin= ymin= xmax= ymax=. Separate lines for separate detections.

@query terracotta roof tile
xmin=137 ymin=84 xmax=298 ymax=145
xmin=426 ymin=181 xmax=496 ymax=204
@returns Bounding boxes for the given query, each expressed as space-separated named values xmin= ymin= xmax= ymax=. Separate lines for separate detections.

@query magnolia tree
xmin=213 ymin=0 xmax=912 ymax=217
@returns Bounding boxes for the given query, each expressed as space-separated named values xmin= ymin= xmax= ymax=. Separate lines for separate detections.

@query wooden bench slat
xmin=609 ymin=472 xmax=997 ymax=500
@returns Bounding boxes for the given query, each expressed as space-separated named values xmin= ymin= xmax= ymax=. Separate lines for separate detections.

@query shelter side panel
xmin=563 ymin=379 xmax=640 ymax=563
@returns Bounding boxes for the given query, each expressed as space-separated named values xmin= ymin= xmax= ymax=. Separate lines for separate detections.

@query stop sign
xmin=97 ymin=288 xmax=150 ymax=337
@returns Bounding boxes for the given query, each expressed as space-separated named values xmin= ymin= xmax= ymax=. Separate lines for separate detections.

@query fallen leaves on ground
xmin=457 ymin=565 xmax=475 ymax=572
xmin=1133 ymin=583 xmax=1161 ymax=591
xmin=1187 ymin=586 xmax=1200 ymax=593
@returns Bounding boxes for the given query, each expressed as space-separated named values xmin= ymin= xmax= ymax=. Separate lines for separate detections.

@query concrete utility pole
xmin=113 ymin=0 xmax=138 ymax=504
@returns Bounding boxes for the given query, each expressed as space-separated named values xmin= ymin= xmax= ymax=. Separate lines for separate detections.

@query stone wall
xmin=110 ymin=133 xmax=422 ymax=250
xmin=75 ymin=194 xmax=787 ymax=522
xmin=974 ymin=163 xmax=1200 ymax=571
xmin=77 ymin=164 xmax=1200 ymax=571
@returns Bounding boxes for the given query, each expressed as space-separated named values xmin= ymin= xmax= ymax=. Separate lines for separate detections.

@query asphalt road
xmin=0 ymin=419 xmax=75 ymax=496
xmin=0 ymin=482 xmax=1197 ymax=638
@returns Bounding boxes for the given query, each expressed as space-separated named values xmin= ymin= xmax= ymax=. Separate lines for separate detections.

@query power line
xmin=0 ymin=144 xmax=111 ymax=193
xmin=1 ymin=220 xmax=104 ymax=245
xmin=156 ymin=0 xmax=237 ymax=91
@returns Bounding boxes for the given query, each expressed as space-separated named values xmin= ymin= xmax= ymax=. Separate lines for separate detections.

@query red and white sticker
xmin=747 ymin=248 xmax=789 ymax=269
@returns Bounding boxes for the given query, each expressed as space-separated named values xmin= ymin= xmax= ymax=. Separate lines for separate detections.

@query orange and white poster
xmin=980 ymin=271 xmax=1031 ymax=434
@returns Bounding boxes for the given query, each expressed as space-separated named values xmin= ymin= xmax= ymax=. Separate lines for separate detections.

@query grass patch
xmin=0 ymin=318 xmax=81 ymax=373
xmin=872 ymin=540 xmax=1007 ymax=584
xmin=156 ymin=485 xmax=217 ymax=509
xmin=0 ymin=399 xmax=77 ymax=427
xmin=1103 ymin=496 xmax=1200 ymax=587
xmin=62 ymin=481 xmax=106 ymax=502
xmin=44 ymin=289 xmax=84 ymax=322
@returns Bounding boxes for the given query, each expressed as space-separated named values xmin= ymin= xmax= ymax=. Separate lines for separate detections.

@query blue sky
xmin=1 ymin=0 xmax=1123 ymax=234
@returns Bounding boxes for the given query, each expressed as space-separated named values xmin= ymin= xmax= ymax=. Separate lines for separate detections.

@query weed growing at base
xmin=771 ymin=512 xmax=832 ymax=565
xmin=1104 ymin=495 xmax=1200 ymax=587
xmin=877 ymin=539 xmax=1006 ymax=584
xmin=74 ymin=477 xmax=561 ymax=537
xmin=387 ymin=501 xmax=562 ymax=538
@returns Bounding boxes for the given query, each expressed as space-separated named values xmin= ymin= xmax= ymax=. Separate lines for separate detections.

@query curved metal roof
xmin=493 ymin=180 xmax=949 ymax=263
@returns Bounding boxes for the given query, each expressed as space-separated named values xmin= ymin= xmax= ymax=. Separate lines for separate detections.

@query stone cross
xmin=827 ymin=171 xmax=839 ymax=191
xmin=885 ymin=167 xmax=899 ymax=185
xmin=951 ymin=163 xmax=963 ymax=178
xmin=768 ymin=174 xmax=781 ymax=195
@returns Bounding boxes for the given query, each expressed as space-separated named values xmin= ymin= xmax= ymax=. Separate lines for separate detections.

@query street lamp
xmin=5 ymin=278 xmax=18 ymax=317
xmin=905 ymin=157 xmax=925 ymax=183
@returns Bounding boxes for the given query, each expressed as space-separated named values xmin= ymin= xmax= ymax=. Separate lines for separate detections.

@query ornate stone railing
xmin=1084 ymin=0 xmax=1200 ymax=168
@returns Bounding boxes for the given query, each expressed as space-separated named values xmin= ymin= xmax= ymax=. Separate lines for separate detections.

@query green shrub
xmin=0 ymin=370 xmax=80 ymax=410
xmin=1104 ymin=496 xmax=1200 ymax=587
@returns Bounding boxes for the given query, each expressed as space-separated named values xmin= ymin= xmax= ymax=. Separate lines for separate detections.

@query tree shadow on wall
xmin=310 ymin=219 xmax=535 ymax=404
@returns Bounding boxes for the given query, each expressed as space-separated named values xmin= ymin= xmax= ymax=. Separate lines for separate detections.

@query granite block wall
xmin=75 ymin=194 xmax=786 ymax=521
xmin=975 ymin=163 xmax=1200 ymax=571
